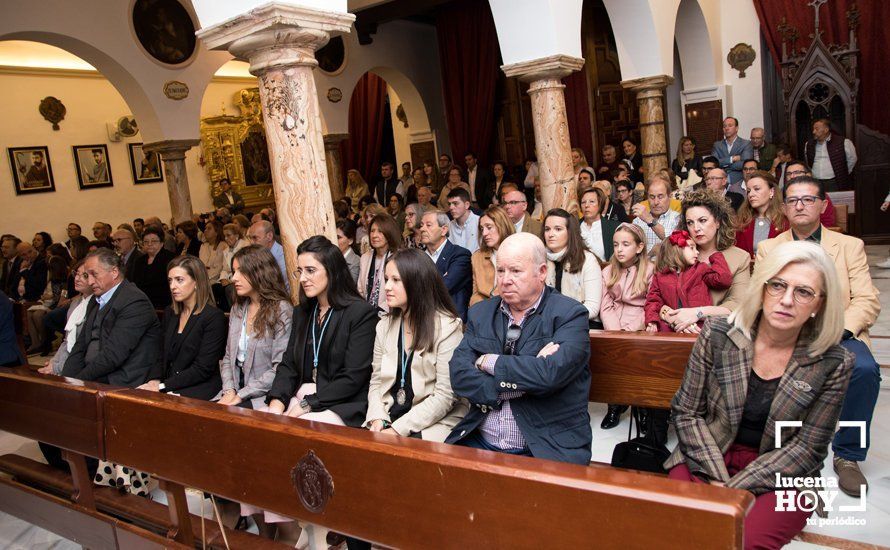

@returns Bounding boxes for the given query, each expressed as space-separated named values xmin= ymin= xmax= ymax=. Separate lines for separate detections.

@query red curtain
xmin=563 ymin=70 xmax=594 ymax=164
xmin=436 ymin=0 xmax=500 ymax=166
xmin=753 ymin=0 xmax=890 ymax=136
xmin=340 ymin=72 xmax=388 ymax=184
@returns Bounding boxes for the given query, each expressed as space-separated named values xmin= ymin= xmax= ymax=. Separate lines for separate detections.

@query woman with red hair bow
xmin=644 ymin=229 xmax=733 ymax=333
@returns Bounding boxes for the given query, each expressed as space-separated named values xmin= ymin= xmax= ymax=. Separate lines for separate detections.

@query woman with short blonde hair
xmin=666 ymin=241 xmax=852 ymax=548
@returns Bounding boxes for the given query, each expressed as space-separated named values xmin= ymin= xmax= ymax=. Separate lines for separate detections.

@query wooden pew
xmin=0 ymin=367 xmax=753 ymax=549
xmin=588 ymin=330 xmax=696 ymax=408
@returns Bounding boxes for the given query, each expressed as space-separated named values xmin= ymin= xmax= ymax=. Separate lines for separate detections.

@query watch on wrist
xmin=158 ymin=382 xmax=166 ymax=392
xmin=696 ymin=308 xmax=704 ymax=320
xmin=647 ymin=219 xmax=657 ymax=228
xmin=300 ymin=398 xmax=311 ymax=410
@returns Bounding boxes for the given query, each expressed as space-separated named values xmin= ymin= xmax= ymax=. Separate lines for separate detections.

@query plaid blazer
xmin=664 ymin=317 xmax=853 ymax=495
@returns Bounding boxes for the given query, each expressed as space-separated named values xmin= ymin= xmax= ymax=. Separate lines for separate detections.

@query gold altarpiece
xmin=200 ymin=88 xmax=275 ymax=209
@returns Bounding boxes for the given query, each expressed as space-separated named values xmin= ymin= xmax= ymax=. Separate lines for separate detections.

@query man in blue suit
xmin=419 ymin=210 xmax=472 ymax=320
xmin=712 ymin=117 xmax=753 ymax=194
xmin=445 ymin=233 xmax=592 ymax=465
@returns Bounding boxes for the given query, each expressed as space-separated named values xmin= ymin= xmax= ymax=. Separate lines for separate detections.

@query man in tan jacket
xmin=758 ymin=176 xmax=880 ymax=498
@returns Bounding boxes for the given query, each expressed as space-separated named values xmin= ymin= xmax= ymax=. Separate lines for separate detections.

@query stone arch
xmin=0 ymin=31 xmax=163 ymax=140
xmin=673 ymin=0 xmax=720 ymax=89
xmin=364 ymin=65 xmax=432 ymax=134
xmin=600 ymin=0 xmax=677 ymax=79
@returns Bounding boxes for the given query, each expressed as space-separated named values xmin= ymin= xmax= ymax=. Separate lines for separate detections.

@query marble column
xmin=621 ymin=75 xmax=674 ymax=177
xmin=323 ymin=133 xmax=349 ymax=202
xmin=142 ymin=139 xmax=199 ymax=225
xmin=502 ymin=55 xmax=585 ymax=215
xmin=198 ymin=4 xmax=354 ymax=302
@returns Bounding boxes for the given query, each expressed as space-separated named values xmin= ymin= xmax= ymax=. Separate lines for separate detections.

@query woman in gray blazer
xmin=216 ymin=245 xmax=292 ymax=409
xmin=365 ymin=248 xmax=468 ymax=441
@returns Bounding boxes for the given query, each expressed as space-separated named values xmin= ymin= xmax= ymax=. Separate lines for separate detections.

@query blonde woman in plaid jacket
xmin=665 ymin=241 xmax=853 ymax=549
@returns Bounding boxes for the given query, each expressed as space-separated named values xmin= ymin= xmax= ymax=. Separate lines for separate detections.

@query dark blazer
xmin=584 ymin=218 xmax=620 ymax=262
xmin=267 ymin=299 xmax=378 ymax=427
xmin=62 ymin=280 xmax=161 ymax=387
xmin=132 ymin=248 xmax=176 ymax=309
xmin=123 ymin=248 xmax=145 ymax=281
xmin=724 ymin=191 xmax=745 ymax=212
xmin=10 ymin=256 xmax=47 ymax=301
xmin=665 ymin=318 xmax=853 ymax=494
xmin=446 ymin=287 xmax=592 ymax=465
xmin=148 ymin=304 xmax=227 ymax=400
xmin=471 ymin=166 xmax=495 ymax=209
xmin=0 ymin=290 xmax=24 ymax=366
xmin=434 ymin=240 xmax=472 ymax=321
xmin=672 ymin=156 xmax=704 ymax=181
xmin=0 ymin=257 xmax=19 ymax=296
xmin=212 ymin=189 xmax=245 ymax=213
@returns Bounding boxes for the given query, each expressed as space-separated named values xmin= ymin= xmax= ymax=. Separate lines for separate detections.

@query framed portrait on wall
xmin=73 ymin=144 xmax=113 ymax=189
xmin=128 ymin=143 xmax=164 ymax=184
xmin=7 ymin=146 xmax=55 ymax=195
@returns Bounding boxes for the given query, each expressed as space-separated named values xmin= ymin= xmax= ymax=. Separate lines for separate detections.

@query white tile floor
xmin=2 ymin=246 xmax=888 ymax=549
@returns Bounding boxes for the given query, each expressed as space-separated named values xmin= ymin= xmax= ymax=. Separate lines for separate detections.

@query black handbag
xmin=610 ymin=408 xmax=670 ymax=474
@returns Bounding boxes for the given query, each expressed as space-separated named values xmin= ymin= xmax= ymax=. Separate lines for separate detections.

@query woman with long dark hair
xmin=622 ymin=137 xmax=644 ymax=183
xmin=216 ymin=245 xmax=292 ymax=408
xmin=543 ymin=208 xmax=603 ymax=327
xmin=256 ymin=236 xmax=377 ymax=544
xmin=365 ymin=247 xmax=467 ymax=440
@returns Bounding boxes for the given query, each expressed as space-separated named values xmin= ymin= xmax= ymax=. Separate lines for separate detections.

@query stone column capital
xmin=323 ymin=133 xmax=350 ymax=148
xmin=501 ymin=54 xmax=585 ymax=82
xmin=142 ymin=139 xmax=200 ymax=161
xmin=620 ymin=74 xmax=675 ymax=93
xmin=197 ymin=4 xmax=355 ymax=74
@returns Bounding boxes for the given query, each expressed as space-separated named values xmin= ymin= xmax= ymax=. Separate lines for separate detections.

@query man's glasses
xmin=764 ymin=278 xmax=821 ymax=304
xmin=783 ymin=196 xmax=819 ymax=207
xmin=502 ymin=200 xmax=526 ymax=207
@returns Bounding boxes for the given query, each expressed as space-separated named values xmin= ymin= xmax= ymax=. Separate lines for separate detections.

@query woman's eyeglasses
xmin=764 ymin=278 xmax=821 ymax=304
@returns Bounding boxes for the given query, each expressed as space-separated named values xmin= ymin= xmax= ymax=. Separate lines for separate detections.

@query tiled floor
xmin=2 ymin=246 xmax=888 ymax=549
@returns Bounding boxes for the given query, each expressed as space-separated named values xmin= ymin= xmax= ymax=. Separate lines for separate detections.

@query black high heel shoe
xmin=600 ymin=404 xmax=628 ymax=429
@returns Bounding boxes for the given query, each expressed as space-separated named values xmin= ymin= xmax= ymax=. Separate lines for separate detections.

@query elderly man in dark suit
xmin=712 ymin=117 xmax=753 ymax=193
xmin=419 ymin=211 xmax=472 ymax=320
xmin=111 ymin=228 xmax=143 ymax=280
xmin=446 ymin=232 xmax=592 ymax=465
xmin=62 ymin=248 xmax=160 ymax=387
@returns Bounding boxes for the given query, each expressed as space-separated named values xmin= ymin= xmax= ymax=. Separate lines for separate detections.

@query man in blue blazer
xmin=712 ymin=117 xmax=753 ymax=193
xmin=445 ymin=233 xmax=592 ymax=465
xmin=419 ymin=210 xmax=472 ymax=320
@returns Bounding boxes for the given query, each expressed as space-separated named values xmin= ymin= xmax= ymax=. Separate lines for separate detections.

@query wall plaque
xmin=327 ymin=87 xmax=343 ymax=103
xmin=164 ymin=81 xmax=189 ymax=100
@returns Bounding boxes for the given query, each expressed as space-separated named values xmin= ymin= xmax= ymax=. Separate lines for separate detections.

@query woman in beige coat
xmin=365 ymin=248 xmax=468 ymax=441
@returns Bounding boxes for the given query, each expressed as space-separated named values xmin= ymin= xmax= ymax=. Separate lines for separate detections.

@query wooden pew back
xmin=588 ymin=330 xmax=696 ymax=408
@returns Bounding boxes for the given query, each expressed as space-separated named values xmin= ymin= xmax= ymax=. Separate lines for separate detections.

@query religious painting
xmin=132 ymin=0 xmax=196 ymax=65
xmin=73 ymin=144 xmax=113 ymax=190
xmin=128 ymin=143 xmax=164 ymax=184
xmin=7 ymin=146 xmax=55 ymax=195
xmin=240 ymin=127 xmax=272 ymax=186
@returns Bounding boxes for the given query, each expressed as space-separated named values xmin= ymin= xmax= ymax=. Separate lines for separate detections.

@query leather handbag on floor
xmin=610 ymin=407 xmax=670 ymax=474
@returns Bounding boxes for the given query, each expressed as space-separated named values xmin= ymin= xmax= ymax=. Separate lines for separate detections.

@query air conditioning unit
xmin=106 ymin=116 xmax=139 ymax=142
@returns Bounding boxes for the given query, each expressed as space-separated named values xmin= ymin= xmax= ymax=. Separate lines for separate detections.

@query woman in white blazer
xmin=365 ymin=248 xmax=468 ymax=441
xmin=543 ymin=208 xmax=603 ymax=328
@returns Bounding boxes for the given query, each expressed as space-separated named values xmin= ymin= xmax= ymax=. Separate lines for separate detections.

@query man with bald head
xmin=446 ymin=233 xmax=592 ymax=464
xmin=112 ymin=228 xmax=143 ymax=280
xmin=248 ymin=220 xmax=289 ymax=291
xmin=9 ymin=242 xmax=47 ymax=302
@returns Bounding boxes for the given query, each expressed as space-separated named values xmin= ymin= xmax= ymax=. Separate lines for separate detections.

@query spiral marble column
xmin=621 ymin=75 xmax=674 ymax=178
xmin=198 ymin=4 xmax=354 ymax=301
xmin=142 ymin=139 xmax=199 ymax=225
xmin=502 ymin=55 xmax=585 ymax=215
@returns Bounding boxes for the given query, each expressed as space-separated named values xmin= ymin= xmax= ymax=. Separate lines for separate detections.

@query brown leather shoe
xmin=833 ymin=457 xmax=868 ymax=497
